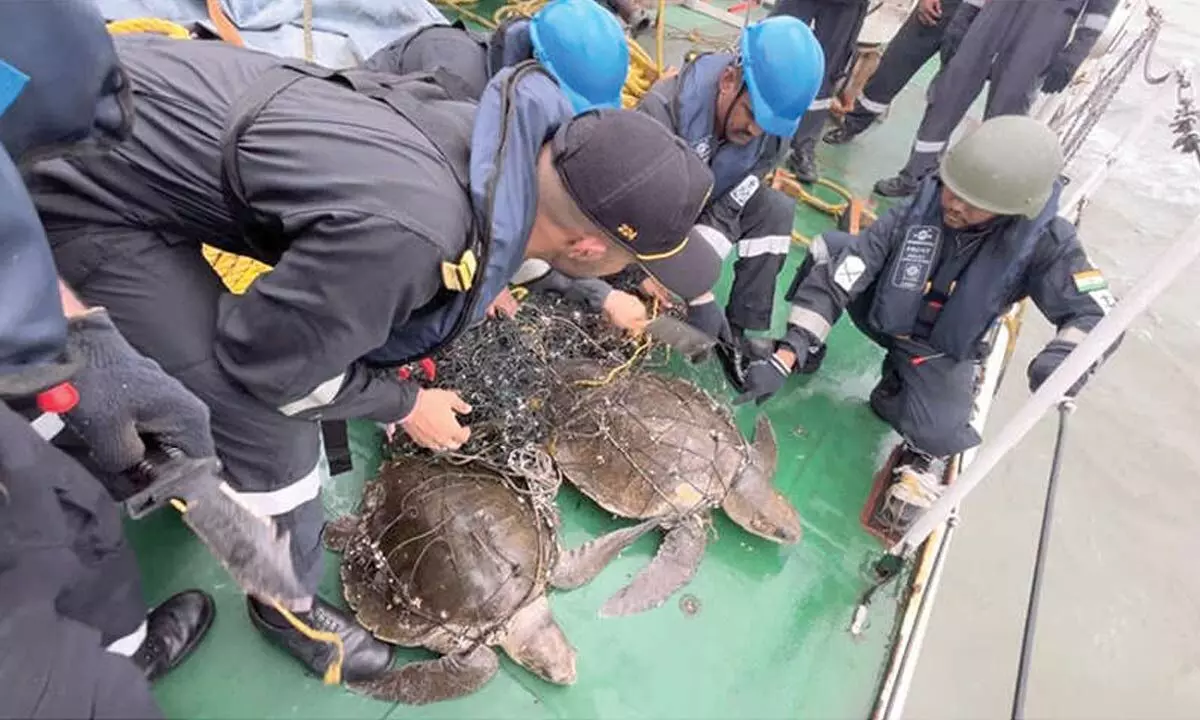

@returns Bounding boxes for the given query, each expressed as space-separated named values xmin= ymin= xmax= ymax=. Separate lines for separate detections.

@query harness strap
xmin=320 ymin=420 xmax=353 ymax=475
xmin=219 ymin=60 xmax=479 ymax=269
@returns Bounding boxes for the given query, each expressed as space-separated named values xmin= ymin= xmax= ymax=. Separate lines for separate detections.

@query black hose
xmin=1011 ymin=400 xmax=1074 ymax=720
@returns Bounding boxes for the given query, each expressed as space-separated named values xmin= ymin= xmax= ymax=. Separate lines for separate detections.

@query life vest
xmin=669 ymin=53 xmax=782 ymax=203
xmin=865 ymin=176 xmax=1064 ymax=361
xmin=221 ymin=60 xmax=561 ymax=367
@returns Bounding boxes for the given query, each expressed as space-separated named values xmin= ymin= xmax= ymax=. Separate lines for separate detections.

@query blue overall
xmin=784 ymin=177 xmax=1109 ymax=456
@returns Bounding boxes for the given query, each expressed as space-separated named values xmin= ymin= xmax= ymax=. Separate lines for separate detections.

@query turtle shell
xmin=340 ymin=456 xmax=555 ymax=644
xmin=548 ymin=361 xmax=746 ymax=521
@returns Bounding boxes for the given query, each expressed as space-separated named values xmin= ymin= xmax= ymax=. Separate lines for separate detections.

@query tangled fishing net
xmin=386 ymin=274 xmax=684 ymax=479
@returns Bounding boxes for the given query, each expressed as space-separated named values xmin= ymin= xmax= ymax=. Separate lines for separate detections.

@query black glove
xmin=938 ymin=3 xmax=979 ymax=67
xmin=733 ymin=353 xmax=792 ymax=406
xmin=64 ymin=309 xmax=214 ymax=473
xmin=1042 ymin=30 xmax=1099 ymax=94
xmin=1027 ymin=339 xmax=1091 ymax=398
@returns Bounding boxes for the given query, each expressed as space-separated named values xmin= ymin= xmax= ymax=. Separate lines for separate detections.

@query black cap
xmin=552 ymin=109 xmax=720 ymax=300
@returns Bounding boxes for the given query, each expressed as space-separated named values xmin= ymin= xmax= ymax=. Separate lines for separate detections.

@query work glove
xmin=1027 ymin=339 xmax=1092 ymax=398
xmin=1042 ymin=29 xmax=1100 ymax=94
xmin=64 ymin=309 xmax=214 ymax=473
xmin=733 ymin=354 xmax=791 ymax=406
xmin=938 ymin=3 xmax=979 ymax=67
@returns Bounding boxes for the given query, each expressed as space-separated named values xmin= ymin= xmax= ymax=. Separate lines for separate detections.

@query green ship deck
xmin=126 ymin=5 xmax=947 ymax=718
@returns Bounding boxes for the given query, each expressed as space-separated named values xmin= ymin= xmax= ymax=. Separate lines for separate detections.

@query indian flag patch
xmin=1073 ymin=269 xmax=1107 ymax=293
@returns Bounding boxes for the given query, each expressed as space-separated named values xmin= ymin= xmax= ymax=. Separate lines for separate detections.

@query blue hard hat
xmin=530 ymin=0 xmax=630 ymax=113
xmin=740 ymin=16 xmax=825 ymax=138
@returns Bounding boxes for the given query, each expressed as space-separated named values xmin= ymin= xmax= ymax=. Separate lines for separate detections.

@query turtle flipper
xmin=347 ymin=645 xmax=500 ymax=705
xmin=322 ymin=515 xmax=360 ymax=553
xmin=599 ymin=521 xmax=707 ymax=618
xmin=550 ymin=518 xmax=660 ymax=590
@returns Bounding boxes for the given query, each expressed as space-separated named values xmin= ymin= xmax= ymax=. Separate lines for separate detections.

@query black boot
xmin=873 ymin=173 xmax=920 ymax=198
xmin=131 ymin=589 xmax=215 ymax=683
xmin=786 ymin=138 xmax=819 ymax=184
xmin=247 ymin=597 xmax=393 ymax=683
xmin=823 ymin=120 xmax=869 ymax=145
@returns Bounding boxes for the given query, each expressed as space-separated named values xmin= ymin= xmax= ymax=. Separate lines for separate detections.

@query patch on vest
xmin=729 ymin=175 xmax=760 ymax=208
xmin=1089 ymin=287 xmax=1117 ymax=314
xmin=693 ymin=136 xmax=713 ymax=163
xmin=834 ymin=254 xmax=867 ymax=293
xmin=890 ymin=225 xmax=940 ymax=291
xmin=1073 ymin=269 xmax=1107 ymax=293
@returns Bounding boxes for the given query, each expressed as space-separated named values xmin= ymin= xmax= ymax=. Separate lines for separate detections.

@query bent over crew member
xmin=29 ymin=34 xmax=717 ymax=683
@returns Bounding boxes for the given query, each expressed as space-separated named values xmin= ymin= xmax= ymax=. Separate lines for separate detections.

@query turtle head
xmin=722 ymin=415 xmax=802 ymax=544
xmin=498 ymin=596 xmax=577 ymax=685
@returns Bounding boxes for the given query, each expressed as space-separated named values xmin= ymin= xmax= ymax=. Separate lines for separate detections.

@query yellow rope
xmin=106 ymin=18 xmax=192 ymax=38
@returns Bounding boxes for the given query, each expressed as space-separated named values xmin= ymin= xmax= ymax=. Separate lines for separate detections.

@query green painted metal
xmin=123 ymin=5 xmax=952 ymax=717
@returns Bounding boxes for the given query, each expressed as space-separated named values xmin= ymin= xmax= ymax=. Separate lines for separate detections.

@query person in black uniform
xmin=771 ymin=0 xmax=871 ymax=183
xmin=0 ymin=2 xmax=215 ymax=716
xmin=27 ymin=33 xmax=718 ymax=685
xmin=823 ymin=0 xmax=965 ymax=145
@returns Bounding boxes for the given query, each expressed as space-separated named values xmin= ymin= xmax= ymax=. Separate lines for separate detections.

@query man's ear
xmin=718 ymin=66 xmax=740 ymax=94
xmin=566 ymin=235 xmax=611 ymax=261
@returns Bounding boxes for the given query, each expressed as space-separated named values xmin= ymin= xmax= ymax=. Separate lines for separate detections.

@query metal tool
xmin=1011 ymin=400 xmax=1074 ymax=720
xmin=124 ymin=442 xmax=306 ymax=601
xmin=644 ymin=315 xmax=720 ymax=357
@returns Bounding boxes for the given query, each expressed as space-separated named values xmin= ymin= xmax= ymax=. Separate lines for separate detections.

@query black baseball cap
xmin=551 ymin=109 xmax=721 ymax=300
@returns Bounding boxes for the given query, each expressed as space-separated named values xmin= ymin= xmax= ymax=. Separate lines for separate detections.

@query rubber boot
xmin=248 ymin=597 xmax=394 ymax=683
xmin=131 ymin=589 xmax=216 ymax=683
xmin=874 ymin=445 xmax=945 ymax=534
xmin=873 ymin=172 xmax=920 ymax=197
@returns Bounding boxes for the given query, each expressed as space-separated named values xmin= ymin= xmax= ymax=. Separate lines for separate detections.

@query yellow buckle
xmin=440 ymin=250 xmax=478 ymax=292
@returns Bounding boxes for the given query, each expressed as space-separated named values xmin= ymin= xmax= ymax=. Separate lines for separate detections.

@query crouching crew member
xmin=735 ymin=116 xmax=1121 ymax=529
xmin=517 ymin=17 xmax=825 ymax=387
xmin=28 ymin=32 xmax=717 ymax=684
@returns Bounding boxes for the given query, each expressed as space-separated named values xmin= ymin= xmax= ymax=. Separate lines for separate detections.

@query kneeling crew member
xmin=736 ymin=116 xmax=1121 ymax=528
xmin=28 ymin=34 xmax=717 ymax=684
xmin=517 ymin=17 xmax=824 ymax=385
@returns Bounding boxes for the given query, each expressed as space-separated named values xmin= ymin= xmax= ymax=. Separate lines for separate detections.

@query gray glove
xmin=1042 ymin=29 xmax=1100 ymax=94
xmin=939 ymin=2 xmax=980 ymax=67
xmin=64 ymin=309 xmax=214 ymax=473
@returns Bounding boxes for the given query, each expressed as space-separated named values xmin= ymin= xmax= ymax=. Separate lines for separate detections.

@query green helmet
xmin=939 ymin=115 xmax=1064 ymax=219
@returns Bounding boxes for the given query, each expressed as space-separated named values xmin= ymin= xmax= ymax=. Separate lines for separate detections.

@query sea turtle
xmin=545 ymin=360 xmax=803 ymax=617
xmin=323 ymin=454 xmax=647 ymax=704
